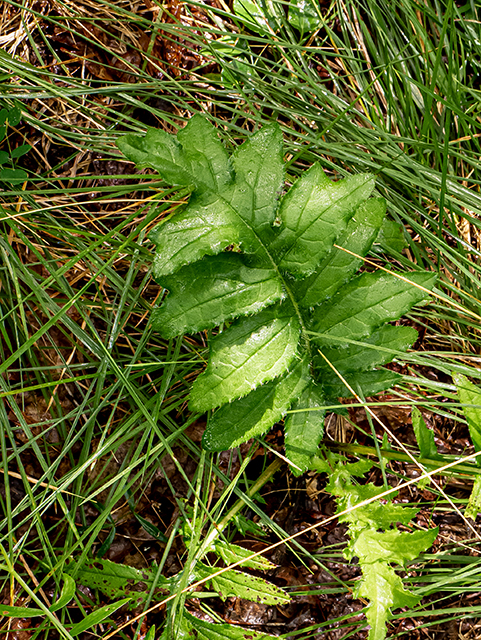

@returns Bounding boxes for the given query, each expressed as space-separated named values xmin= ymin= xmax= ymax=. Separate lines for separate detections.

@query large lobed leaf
xmin=118 ymin=116 xmax=435 ymax=471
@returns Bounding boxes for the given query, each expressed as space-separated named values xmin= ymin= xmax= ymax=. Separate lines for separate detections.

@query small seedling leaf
xmin=412 ymin=407 xmax=441 ymax=461
xmin=69 ymin=598 xmax=130 ymax=636
xmin=454 ymin=373 xmax=481 ymax=465
xmin=51 ymin=574 xmax=76 ymax=611
xmin=10 ymin=143 xmax=31 ymax=159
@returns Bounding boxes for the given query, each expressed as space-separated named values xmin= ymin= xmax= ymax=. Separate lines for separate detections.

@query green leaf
xmin=68 ymin=558 xmax=170 ymax=609
xmin=150 ymin=193 xmax=241 ymax=277
xmin=177 ymin=116 xmax=233 ymax=192
xmin=311 ymin=271 xmax=436 ymax=346
xmin=228 ymin=123 xmax=284 ymax=239
xmin=116 ymin=115 xmax=231 ymax=193
xmin=0 ymin=604 xmax=43 ymax=617
xmin=288 ymin=0 xmax=320 ymax=34
xmin=51 ymin=574 xmax=76 ymax=611
xmin=356 ymin=563 xmax=418 ymax=640
xmin=196 ymin=562 xmax=290 ymax=605
xmin=412 ymin=407 xmax=441 ymax=461
xmin=145 ymin=626 xmax=156 ymax=640
xmin=117 ymin=116 xmax=436 ymax=454
xmin=203 ymin=357 xmax=310 ymax=451
xmin=190 ymin=304 xmax=300 ymax=412
xmin=0 ymin=168 xmax=27 ymax=184
xmin=466 ymin=475 xmax=481 ymax=520
xmin=337 ymin=486 xmax=418 ymax=533
xmin=213 ymin=541 xmax=276 ymax=570
xmin=273 ymin=168 xmax=375 ymax=277
xmin=69 ymin=598 xmax=130 ymax=636
xmin=454 ymin=373 xmax=481 ymax=465
xmin=10 ymin=143 xmax=31 ymax=159
xmin=233 ymin=0 xmax=271 ymax=31
xmin=375 ymin=218 xmax=408 ymax=254
xmin=321 ymin=456 xmax=438 ymax=640
xmin=295 ymin=197 xmax=386 ymax=307
xmin=321 ymin=368 xmax=403 ymax=399
xmin=284 ymin=382 xmax=325 ymax=475
xmin=134 ymin=513 xmax=168 ymax=542
xmin=154 ymin=254 xmax=283 ymax=338
xmin=0 ymin=150 xmax=9 ymax=164
xmin=7 ymin=105 xmax=21 ymax=126
xmin=353 ymin=527 xmax=438 ymax=566
xmin=315 ymin=325 xmax=418 ymax=375
xmin=178 ymin=611 xmax=279 ymax=640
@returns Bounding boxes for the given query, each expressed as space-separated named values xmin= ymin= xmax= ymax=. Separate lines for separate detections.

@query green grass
xmin=1 ymin=0 xmax=481 ymax=637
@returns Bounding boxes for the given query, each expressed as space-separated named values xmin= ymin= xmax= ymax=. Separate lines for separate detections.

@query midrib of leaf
xmin=210 ymin=180 xmax=314 ymax=358
xmin=265 ymin=249 xmax=312 ymax=355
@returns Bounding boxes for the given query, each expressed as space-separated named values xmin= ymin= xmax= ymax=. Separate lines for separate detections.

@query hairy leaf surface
xmin=154 ymin=254 xmax=283 ymax=338
xmin=311 ymin=271 xmax=435 ymax=345
xmin=190 ymin=305 xmax=300 ymax=412
xmin=273 ymin=167 xmax=375 ymax=276
xmin=284 ymin=383 xmax=325 ymax=473
xmin=296 ymin=197 xmax=386 ymax=307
